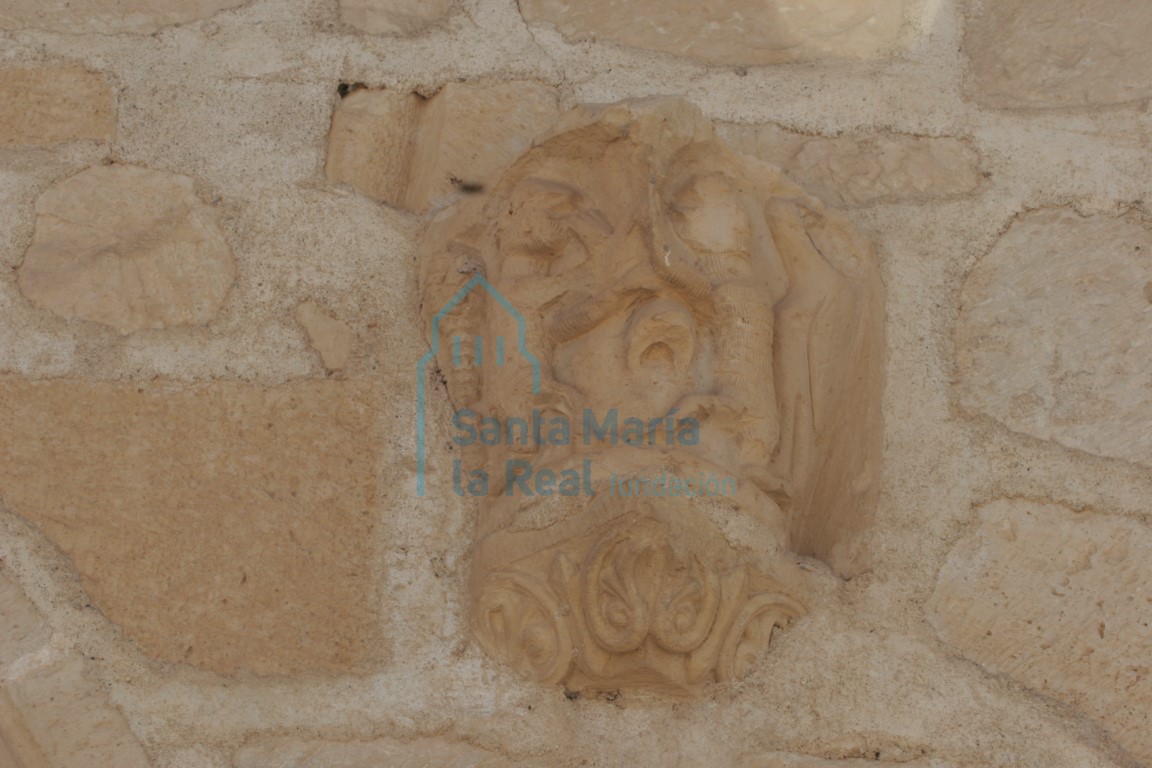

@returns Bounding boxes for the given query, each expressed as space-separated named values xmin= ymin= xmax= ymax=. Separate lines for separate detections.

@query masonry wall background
xmin=0 ymin=0 xmax=1150 ymax=766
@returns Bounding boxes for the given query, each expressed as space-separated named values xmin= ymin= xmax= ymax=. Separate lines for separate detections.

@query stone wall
xmin=0 ymin=0 xmax=1149 ymax=766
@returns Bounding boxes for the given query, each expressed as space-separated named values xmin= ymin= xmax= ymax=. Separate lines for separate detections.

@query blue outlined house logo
xmin=416 ymin=274 xmax=542 ymax=496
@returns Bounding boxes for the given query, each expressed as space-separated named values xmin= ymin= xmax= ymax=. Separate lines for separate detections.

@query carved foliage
xmin=473 ymin=512 xmax=804 ymax=694
xmin=420 ymin=99 xmax=883 ymax=692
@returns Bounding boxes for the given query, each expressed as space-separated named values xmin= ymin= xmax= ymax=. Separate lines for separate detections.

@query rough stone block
xmin=955 ymin=209 xmax=1152 ymax=467
xmin=519 ymin=0 xmax=905 ymax=66
xmin=338 ymin=0 xmax=454 ymax=34
xmin=17 ymin=165 xmax=236 ymax=335
xmin=296 ymin=301 xmax=354 ymax=371
xmin=0 ymin=378 xmax=385 ymax=677
xmin=0 ymin=0 xmax=249 ymax=34
xmin=234 ymin=737 xmax=523 ymax=767
xmin=720 ymin=124 xmax=982 ymax=207
xmin=965 ymin=0 xmax=1152 ymax=107
xmin=325 ymin=82 xmax=560 ymax=212
xmin=324 ymin=88 xmax=421 ymax=208
xmin=0 ymin=67 xmax=115 ymax=146
xmin=930 ymin=499 xmax=1152 ymax=764
xmin=744 ymin=757 xmax=947 ymax=768
xmin=0 ymin=655 xmax=151 ymax=767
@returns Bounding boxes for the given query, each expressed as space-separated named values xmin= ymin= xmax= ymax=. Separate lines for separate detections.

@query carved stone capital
xmin=419 ymin=98 xmax=883 ymax=693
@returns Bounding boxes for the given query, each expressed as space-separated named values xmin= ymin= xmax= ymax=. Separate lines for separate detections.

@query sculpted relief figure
xmin=419 ymin=99 xmax=884 ymax=694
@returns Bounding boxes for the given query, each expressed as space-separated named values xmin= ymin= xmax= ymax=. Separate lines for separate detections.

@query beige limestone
xmin=519 ymin=0 xmax=905 ymax=66
xmin=955 ymin=209 xmax=1152 ymax=468
xmin=0 ymin=572 xmax=50 ymax=669
xmin=325 ymin=88 xmax=421 ymax=209
xmin=404 ymin=82 xmax=560 ymax=212
xmin=0 ymin=733 xmax=17 ymax=768
xmin=0 ymin=655 xmax=151 ymax=768
xmin=17 ymin=164 xmax=236 ymax=335
xmin=235 ymin=736 xmax=525 ymax=767
xmin=744 ymin=757 xmax=945 ymax=768
xmin=721 ymin=124 xmax=982 ymax=207
xmin=0 ymin=68 xmax=115 ymax=146
xmin=0 ymin=0 xmax=1148 ymax=760
xmin=326 ymin=82 xmax=560 ymax=212
xmin=0 ymin=378 xmax=385 ymax=676
xmin=965 ymin=0 xmax=1152 ymax=108
xmin=296 ymin=300 xmax=355 ymax=371
xmin=929 ymin=499 xmax=1152 ymax=764
xmin=419 ymin=98 xmax=884 ymax=692
xmin=338 ymin=0 xmax=455 ymax=34
xmin=0 ymin=0 xmax=249 ymax=34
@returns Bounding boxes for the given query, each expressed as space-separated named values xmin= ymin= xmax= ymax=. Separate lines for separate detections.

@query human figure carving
xmin=420 ymin=98 xmax=884 ymax=694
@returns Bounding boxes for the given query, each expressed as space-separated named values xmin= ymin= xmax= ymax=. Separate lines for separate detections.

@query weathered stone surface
xmin=339 ymin=0 xmax=454 ymax=34
xmin=929 ymin=499 xmax=1152 ymax=764
xmin=296 ymin=300 xmax=354 ymax=371
xmin=720 ymin=124 xmax=982 ymax=207
xmin=0 ymin=573 xmax=50 ymax=669
xmin=0 ymin=0 xmax=249 ymax=34
xmin=744 ymin=756 xmax=945 ymax=768
xmin=325 ymin=88 xmax=420 ymax=208
xmin=326 ymin=82 xmax=560 ymax=212
xmin=782 ymin=136 xmax=981 ymax=208
xmin=0 ymin=68 xmax=115 ymax=146
xmin=0 ymin=378 xmax=384 ymax=676
xmin=0 ymin=655 xmax=151 ymax=768
xmin=17 ymin=164 xmax=236 ymax=335
xmin=235 ymin=737 xmax=523 ymax=767
xmin=955 ymin=209 xmax=1152 ymax=467
xmin=519 ymin=0 xmax=905 ymax=66
xmin=965 ymin=0 xmax=1152 ymax=108
xmin=404 ymin=82 xmax=559 ymax=212
xmin=420 ymin=98 xmax=884 ymax=691
xmin=0 ymin=732 xmax=17 ymax=768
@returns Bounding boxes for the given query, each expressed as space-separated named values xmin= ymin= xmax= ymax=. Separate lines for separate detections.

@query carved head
xmin=420 ymin=98 xmax=883 ymax=693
